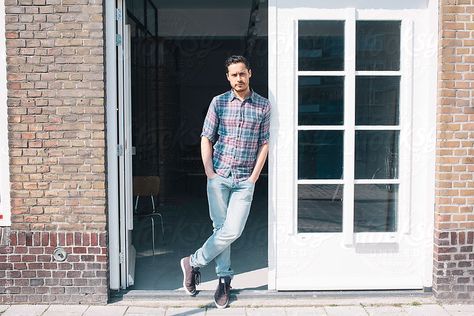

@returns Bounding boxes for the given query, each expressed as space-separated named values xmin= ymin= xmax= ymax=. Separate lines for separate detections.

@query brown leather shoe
xmin=180 ymin=256 xmax=200 ymax=296
xmin=214 ymin=276 xmax=232 ymax=308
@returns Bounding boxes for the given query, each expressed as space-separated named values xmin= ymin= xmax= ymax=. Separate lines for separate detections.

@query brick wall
xmin=0 ymin=231 xmax=107 ymax=304
xmin=434 ymin=0 xmax=474 ymax=302
xmin=1 ymin=0 xmax=108 ymax=304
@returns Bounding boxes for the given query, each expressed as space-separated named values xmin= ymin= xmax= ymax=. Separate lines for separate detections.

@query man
xmin=180 ymin=55 xmax=271 ymax=309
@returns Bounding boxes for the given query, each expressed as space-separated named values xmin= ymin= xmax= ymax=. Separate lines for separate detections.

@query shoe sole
xmin=214 ymin=299 xmax=229 ymax=309
xmin=180 ymin=258 xmax=196 ymax=296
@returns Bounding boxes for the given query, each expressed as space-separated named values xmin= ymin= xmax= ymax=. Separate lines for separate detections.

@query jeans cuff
xmin=189 ymin=254 xmax=201 ymax=268
xmin=216 ymin=273 xmax=233 ymax=279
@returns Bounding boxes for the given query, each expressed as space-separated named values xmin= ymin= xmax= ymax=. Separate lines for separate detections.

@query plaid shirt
xmin=201 ymin=89 xmax=271 ymax=182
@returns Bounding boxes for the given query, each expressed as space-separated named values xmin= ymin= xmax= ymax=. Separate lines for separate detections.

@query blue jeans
xmin=190 ymin=174 xmax=255 ymax=277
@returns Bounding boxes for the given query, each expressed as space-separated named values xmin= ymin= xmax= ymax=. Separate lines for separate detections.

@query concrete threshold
xmin=110 ymin=289 xmax=436 ymax=308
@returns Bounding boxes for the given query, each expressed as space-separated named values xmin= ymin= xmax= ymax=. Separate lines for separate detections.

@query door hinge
xmin=119 ymin=252 xmax=125 ymax=264
xmin=117 ymin=144 xmax=124 ymax=156
xmin=115 ymin=34 xmax=122 ymax=46
xmin=115 ymin=8 xmax=122 ymax=21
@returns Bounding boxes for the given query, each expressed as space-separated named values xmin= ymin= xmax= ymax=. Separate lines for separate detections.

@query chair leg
xmin=151 ymin=216 xmax=155 ymax=257
xmin=151 ymin=195 xmax=165 ymax=240
xmin=134 ymin=196 xmax=140 ymax=213
xmin=156 ymin=213 xmax=164 ymax=240
xmin=151 ymin=195 xmax=155 ymax=212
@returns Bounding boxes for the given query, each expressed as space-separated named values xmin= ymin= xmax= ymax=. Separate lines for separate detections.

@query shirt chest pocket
xmin=242 ymin=106 xmax=263 ymax=134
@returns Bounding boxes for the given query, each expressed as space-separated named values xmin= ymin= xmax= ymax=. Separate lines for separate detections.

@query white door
xmin=117 ymin=0 xmax=136 ymax=289
xmin=270 ymin=2 xmax=436 ymax=290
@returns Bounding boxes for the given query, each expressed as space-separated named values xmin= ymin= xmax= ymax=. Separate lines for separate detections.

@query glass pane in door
xmin=356 ymin=21 xmax=401 ymax=71
xmin=299 ymin=76 xmax=344 ymax=125
xmin=298 ymin=131 xmax=343 ymax=179
xmin=355 ymin=76 xmax=400 ymax=125
xmin=299 ymin=21 xmax=344 ymax=71
xmin=298 ymin=184 xmax=343 ymax=232
xmin=354 ymin=184 xmax=398 ymax=232
xmin=355 ymin=131 xmax=399 ymax=179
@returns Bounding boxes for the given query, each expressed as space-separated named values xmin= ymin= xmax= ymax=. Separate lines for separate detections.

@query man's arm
xmin=200 ymin=97 xmax=218 ymax=178
xmin=201 ymin=136 xmax=216 ymax=178
xmin=249 ymin=100 xmax=271 ymax=183
xmin=248 ymin=143 xmax=269 ymax=183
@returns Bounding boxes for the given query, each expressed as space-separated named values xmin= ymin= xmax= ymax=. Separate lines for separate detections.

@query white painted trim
xmin=355 ymin=126 xmax=401 ymax=130
xmin=117 ymin=0 xmax=128 ymax=290
xmin=355 ymin=232 xmax=399 ymax=243
xmin=356 ymin=71 xmax=401 ymax=76
xmin=267 ymin=0 xmax=278 ymax=291
xmin=422 ymin=0 xmax=438 ymax=289
xmin=0 ymin=0 xmax=10 ymax=226
xmin=105 ymin=0 xmax=120 ymax=290
xmin=292 ymin=18 xmax=298 ymax=234
xmin=297 ymin=125 xmax=344 ymax=130
xmin=297 ymin=179 xmax=344 ymax=185
xmin=354 ymin=179 xmax=400 ymax=184
xmin=123 ymin=23 xmax=135 ymax=286
xmin=342 ymin=8 xmax=356 ymax=246
xmin=400 ymin=19 xmax=414 ymax=235
xmin=124 ymin=24 xmax=133 ymax=232
xmin=298 ymin=71 xmax=346 ymax=76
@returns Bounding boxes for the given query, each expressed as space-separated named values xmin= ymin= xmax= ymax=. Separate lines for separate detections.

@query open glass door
xmin=117 ymin=0 xmax=136 ymax=289
xmin=271 ymin=2 xmax=435 ymax=290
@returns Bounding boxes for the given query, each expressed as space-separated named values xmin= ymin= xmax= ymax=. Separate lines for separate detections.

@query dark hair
xmin=224 ymin=55 xmax=251 ymax=73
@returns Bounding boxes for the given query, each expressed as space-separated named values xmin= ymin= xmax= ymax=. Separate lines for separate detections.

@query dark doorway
xmin=126 ymin=0 xmax=269 ymax=290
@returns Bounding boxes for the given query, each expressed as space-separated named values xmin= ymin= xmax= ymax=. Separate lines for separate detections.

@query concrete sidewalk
xmin=1 ymin=292 xmax=474 ymax=316
xmin=1 ymin=303 xmax=474 ymax=316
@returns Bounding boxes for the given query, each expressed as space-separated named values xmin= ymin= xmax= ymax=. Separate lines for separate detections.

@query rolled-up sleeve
xmin=258 ymin=101 xmax=271 ymax=146
xmin=201 ymin=97 xmax=219 ymax=143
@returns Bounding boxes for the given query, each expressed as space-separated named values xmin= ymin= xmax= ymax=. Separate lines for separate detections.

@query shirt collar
xmin=230 ymin=89 xmax=254 ymax=102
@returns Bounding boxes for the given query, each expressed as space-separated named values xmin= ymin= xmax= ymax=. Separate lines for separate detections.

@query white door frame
xmin=267 ymin=0 xmax=278 ymax=291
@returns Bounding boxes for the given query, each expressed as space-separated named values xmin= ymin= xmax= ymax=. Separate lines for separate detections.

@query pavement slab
xmin=83 ymin=305 xmax=129 ymax=316
xmin=403 ymin=304 xmax=451 ymax=316
xmin=2 ymin=305 xmax=49 ymax=316
xmin=442 ymin=304 xmax=474 ymax=315
xmin=364 ymin=305 xmax=409 ymax=316
xmin=125 ymin=306 xmax=166 ymax=315
xmin=43 ymin=305 xmax=89 ymax=316
xmin=325 ymin=305 xmax=368 ymax=316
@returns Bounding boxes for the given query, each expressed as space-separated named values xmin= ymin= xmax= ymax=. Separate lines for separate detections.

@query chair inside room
xmin=133 ymin=176 xmax=164 ymax=256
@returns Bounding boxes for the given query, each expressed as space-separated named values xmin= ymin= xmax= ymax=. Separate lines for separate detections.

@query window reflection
xmin=298 ymin=131 xmax=344 ymax=179
xmin=354 ymin=184 xmax=398 ymax=232
xmin=356 ymin=21 xmax=401 ymax=71
xmin=299 ymin=21 xmax=345 ymax=71
xmin=355 ymin=131 xmax=399 ymax=179
xmin=298 ymin=184 xmax=343 ymax=232
xmin=299 ymin=76 xmax=344 ymax=125
xmin=356 ymin=76 xmax=399 ymax=125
